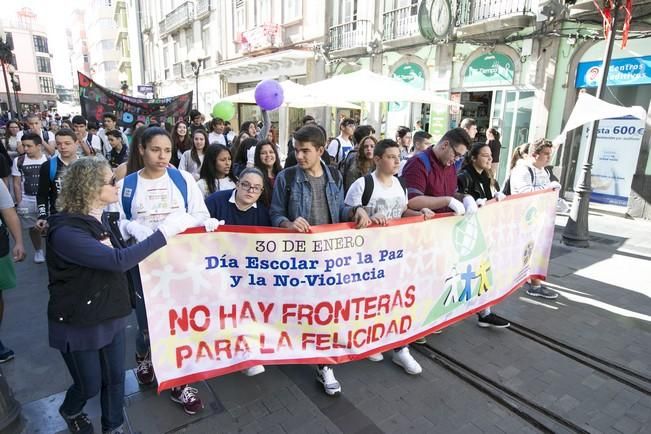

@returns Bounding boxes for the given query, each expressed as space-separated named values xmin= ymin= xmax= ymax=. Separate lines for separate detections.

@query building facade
xmin=0 ymin=8 xmax=57 ymax=113
xmin=85 ymin=0 xmax=121 ymax=90
xmin=129 ymin=0 xmax=649 ymax=217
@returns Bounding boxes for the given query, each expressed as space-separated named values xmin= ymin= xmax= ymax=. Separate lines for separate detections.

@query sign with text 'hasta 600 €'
xmin=139 ymin=191 xmax=557 ymax=392
xmin=77 ymin=72 xmax=192 ymax=127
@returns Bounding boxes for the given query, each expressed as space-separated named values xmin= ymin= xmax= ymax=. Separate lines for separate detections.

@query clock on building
xmin=418 ymin=0 xmax=452 ymax=41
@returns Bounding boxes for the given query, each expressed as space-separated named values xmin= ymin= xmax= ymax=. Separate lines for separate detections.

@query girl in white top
xmin=197 ymin=144 xmax=238 ymax=198
xmin=507 ymin=139 xmax=561 ymax=300
xmin=509 ymin=139 xmax=560 ymax=194
xmin=178 ymin=129 xmax=207 ymax=180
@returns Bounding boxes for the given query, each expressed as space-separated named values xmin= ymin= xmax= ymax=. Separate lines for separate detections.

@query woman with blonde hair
xmin=46 ymin=157 xmax=193 ymax=434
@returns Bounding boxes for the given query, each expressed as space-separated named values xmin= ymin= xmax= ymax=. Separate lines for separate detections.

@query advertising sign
xmin=576 ymin=56 xmax=651 ymax=88
xmin=464 ymin=53 xmax=515 ymax=87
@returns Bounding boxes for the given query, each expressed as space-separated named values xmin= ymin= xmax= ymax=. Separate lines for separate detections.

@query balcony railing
xmin=160 ymin=2 xmax=194 ymax=36
xmin=173 ymin=62 xmax=184 ymax=78
xmin=456 ymin=0 xmax=533 ymax=27
xmin=383 ymin=3 xmax=420 ymax=41
xmin=329 ymin=20 xmax=372 ymax=51
xmin=196 ymin=0 xmax=211 ymax=18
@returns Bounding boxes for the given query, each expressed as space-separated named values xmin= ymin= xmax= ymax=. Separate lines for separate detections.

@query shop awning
xmin=215 ymin=49 xmax=314 ymax=84
xmin=302 ymin=70 xmax=462 ymax=108
xmin=222 ymin=80 xmax=361 ymax=109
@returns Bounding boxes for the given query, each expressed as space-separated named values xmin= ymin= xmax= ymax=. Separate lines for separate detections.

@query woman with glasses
xmin=204 ymin=167 xmax=270 ymax=377
xmin=46 ymin=157 xmax=194 ymax=434
xmin=204 ymin=167 xmax=271 ymax=228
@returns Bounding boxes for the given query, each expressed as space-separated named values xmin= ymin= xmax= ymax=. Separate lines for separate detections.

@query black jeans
xmin=59 ymin=329 xmax=126 ymax=431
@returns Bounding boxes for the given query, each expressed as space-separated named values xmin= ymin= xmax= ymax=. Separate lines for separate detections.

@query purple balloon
xmin=254 ymin=80 xmax=284 ymax=111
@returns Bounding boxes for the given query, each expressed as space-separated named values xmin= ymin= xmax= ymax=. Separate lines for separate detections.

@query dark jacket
xmin=457 ymin=165 xmax=495 ymax=201
xmin=46 ymin=212 xmax=166 ymax=326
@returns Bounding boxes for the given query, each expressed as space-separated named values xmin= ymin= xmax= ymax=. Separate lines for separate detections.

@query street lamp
xmin=7 ymin=64 xmax=20 ymax=118
xmin=189 ymin=48 xmax=202 ymax=110
xmin=562 ymin=0 xmax=621 ymax=247
xmin=0 ymin=19 xmax=16 ymax=118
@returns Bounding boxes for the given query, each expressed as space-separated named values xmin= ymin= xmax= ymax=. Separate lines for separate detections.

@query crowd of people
xmin=0 ymin=110 xmax=562 ymax=434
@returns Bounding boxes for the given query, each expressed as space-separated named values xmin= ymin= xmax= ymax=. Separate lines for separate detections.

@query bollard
xmin=0 ymin=365 xmax=20 ymax=431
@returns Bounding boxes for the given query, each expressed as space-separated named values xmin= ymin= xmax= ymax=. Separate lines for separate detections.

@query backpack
xmin=48 ymin=158 xmax=58 ymax=182
xmin=121 ymin=167 xmax=188 ymax=220
xmin=85 ymin=132 xmax=96 ymax=155
xmin=333 ymin=138 xmax=342 ymax=163
xmin=361 ymin=173 xmax=407 ymax=206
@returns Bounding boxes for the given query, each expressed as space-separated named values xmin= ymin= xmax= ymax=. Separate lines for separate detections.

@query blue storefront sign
xmin=576 ymin=56 xmax=651 ymax=88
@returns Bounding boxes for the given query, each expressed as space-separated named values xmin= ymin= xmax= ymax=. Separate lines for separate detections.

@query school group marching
xmin=0 ymin=110 xmax=561 ymax=434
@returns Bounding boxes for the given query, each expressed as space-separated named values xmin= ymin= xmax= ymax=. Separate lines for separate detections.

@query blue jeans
xmin=60 ymin=329 xmax=126 ymax=431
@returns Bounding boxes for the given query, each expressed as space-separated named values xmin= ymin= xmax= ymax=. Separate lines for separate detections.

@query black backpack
xmin=361 ymin=174 xmax=407 ymax=206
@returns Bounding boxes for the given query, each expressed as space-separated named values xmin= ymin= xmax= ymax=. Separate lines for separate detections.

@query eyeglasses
xmin=451 ymin=146 xmax=466 ymax=161
xmin=105 ymin=176 xmax=117 ymax=186
xmin=239 ymin=181 xmax=263 ymax=193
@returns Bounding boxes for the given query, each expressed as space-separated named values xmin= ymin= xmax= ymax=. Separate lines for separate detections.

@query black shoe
xmin=59 ymin=408 xmax=94 ymax=434
xmin=477 ymin=313 xmax=510 ymax=328
xmin=0 ymin=348 xmax=15 ymax=363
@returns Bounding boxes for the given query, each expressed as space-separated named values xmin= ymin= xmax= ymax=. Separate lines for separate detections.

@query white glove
xmin=204 ymin=218 xmax=225 ymax=232
xmin=475 ymin=198 xmax=487 ymax=207
xmin=494 ymin=191 xmax=506 ymax=201
xmin=126 ymin=221 xmax=154 ymax=243
xmin=463 ymin=196 xmax=478 ymax=215
xmin=448 ymin=197 xmax=465 ymax=216
xmin=549 ymin=181 xmax=562 ymax=191
xmin=158 ymin=213 xmax=197 ymax=240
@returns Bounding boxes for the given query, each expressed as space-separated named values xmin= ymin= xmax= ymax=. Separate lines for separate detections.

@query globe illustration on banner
xmin=452 ymin=215 xmax=486 ymax=261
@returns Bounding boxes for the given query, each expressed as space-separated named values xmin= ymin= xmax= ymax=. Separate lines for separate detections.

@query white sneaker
xmin=33 ymin=250 xmax=45 ymax=263
xmin=367 ymin=353 xmax=384 ymax=362
xmin=392 ymin=348 xmax=422 ymax=375
xmin=315 ymin=366 xmax=341 ymax=396
xmin=241 ymin=365 xmax=265 ymax=376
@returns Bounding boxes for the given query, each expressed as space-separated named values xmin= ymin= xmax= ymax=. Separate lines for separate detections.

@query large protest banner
xmin=139 ymin=190 xmax=557 ymax=391
xmin=77 ymin=72 xmax=192 ymax=128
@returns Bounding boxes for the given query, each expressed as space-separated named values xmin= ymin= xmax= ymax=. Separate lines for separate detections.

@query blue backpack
xmin=121 ymin=168 xmax=188 ymax=220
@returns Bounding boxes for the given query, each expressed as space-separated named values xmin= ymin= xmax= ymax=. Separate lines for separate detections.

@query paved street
xmin=1 ymin=210 xmax=650 ymax=434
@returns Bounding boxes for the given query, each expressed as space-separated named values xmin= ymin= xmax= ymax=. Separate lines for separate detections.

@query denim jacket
xmin=270 ymin=161 xmax=352 ymax=227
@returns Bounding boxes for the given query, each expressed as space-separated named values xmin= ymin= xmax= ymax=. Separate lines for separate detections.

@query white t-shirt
xmin=75 ymin=132 xmax=103 ymax=157
xmin=345 ymin=171 xmax=407 ymax=219
xmin=11 ymin=154 xmax=48 ymax=201
xmin=17 ymin=130 xmax=56 ymax=149
xmin=327 ymin=135 xmax=353 ymax=162
xmin=197 ymin=177 xmax=237 ymax=197
xmin=116 ymin=169 xmax=210 ymax=231
xmin=208 ymin=132 xmax=227 ymax=146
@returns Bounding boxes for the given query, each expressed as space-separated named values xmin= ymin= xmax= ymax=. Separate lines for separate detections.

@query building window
xmin=185 ymin=29 xmax=194 ymax=51
xmin=172 ymin=33 xmax=179 ymax=63
xmin=37 ymin=56 xmax=51 ymax=73
xmin=39 ymin=77 xmax=55 ymax=94
xmin=254 ymin=0 xmax=272 ymax=26
xmin=283 ymin=0 xmax=302 ymax=22
xmin=33 ymin=35 xmax=49 ymax=53
xmin=201 ymin=18 xmax=210 ymax=51
xmin=234 ymin=0 xmax=246 ymax=36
